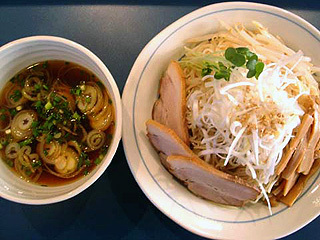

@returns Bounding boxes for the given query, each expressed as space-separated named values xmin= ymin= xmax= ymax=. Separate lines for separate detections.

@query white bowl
xmin=0 ymin=36 xmax=122 ymax=204
xmin=122 ymin=2 xmax=320 ymax=240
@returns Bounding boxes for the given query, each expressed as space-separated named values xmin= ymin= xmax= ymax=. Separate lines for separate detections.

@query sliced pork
xmin=146 ymin=119 xmax=193 ymax=159
xmin=167 ymin=155 xmax=260 ymax=206
xmin=146 ymin=119 xmax=260 ymax=206
xmin=152 ymin=61 xmax=189 ymax=145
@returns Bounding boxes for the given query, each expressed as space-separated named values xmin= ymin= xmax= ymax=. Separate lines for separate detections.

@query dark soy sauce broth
xmin=0 ymin=60 xmax=115 ymax=186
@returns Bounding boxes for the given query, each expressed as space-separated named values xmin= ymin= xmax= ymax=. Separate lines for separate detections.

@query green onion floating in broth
xmin=0 ymin=60 xmax=115 ymax=186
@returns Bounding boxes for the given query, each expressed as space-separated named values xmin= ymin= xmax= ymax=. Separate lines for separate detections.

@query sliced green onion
xmin=45 ymin=102 xmax=53 ymax=110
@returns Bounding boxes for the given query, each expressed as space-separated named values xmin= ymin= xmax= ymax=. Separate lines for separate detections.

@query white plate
xmin=122 ymin=2 xmax=320 ymax=239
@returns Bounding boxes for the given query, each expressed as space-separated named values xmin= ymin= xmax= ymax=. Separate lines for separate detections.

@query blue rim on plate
xmin=132 ymin=8 xmax=320 ymax=224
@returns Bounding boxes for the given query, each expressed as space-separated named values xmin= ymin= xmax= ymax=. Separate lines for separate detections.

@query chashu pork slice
xmin=152 ymin=61 xmax=189 ymax=145
xmin=146 ymin=119 xmax=260 ymax=206
xmin=167 ymin=155 xmax=259 ymax=206
xmin=146 ymin=119 xmax=193 ymax=169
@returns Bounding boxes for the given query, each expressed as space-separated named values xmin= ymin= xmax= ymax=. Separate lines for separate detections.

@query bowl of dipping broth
xmin=0 ymin=36 xmax=122 ymax=204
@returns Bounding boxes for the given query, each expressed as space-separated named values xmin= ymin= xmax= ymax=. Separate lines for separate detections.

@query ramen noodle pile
xmin=147 ymin=21 xmax=320 ymax=214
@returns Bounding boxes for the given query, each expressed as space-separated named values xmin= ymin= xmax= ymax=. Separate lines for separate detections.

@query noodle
xmin=176 ymin=22 xmax=320 ymax=208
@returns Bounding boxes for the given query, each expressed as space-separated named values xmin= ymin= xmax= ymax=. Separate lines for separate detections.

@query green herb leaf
xmin=54 ymin=96 xmax=61 ymax=103
xmin=255 ymin=62 xmax=265 ymax=79
xmin=9 ymin=108 xmax=17 ymax=116
xmin=34 ymin=84 xmax=41 ymax=91
xmin=71 ymin=86 xmax=82 ymax=96
xmin=10 ymin=90 xmax=22 ymax=102
xmin=214 ymin=71 xmax=228 ymax=80
xmin=72 ymin=112 xmax=81 ymax=121
xmin=6 ymin=159 xmax=14 ymax=168
xmin=76 ymin=88 xmax=81 ymax=96
xmin=85 ymin=96 xmax=91 ymax=103
xmin=232 ymin=54 xmax=246 ymax=67
xmin=246 ymin=59 xmax=257 ymax=71
xmin=201 ymin=61 xmax=232 ymax=81
xmin=248 ymin=54 xmax=258 ymax=61
xmin=217 ymin=62 xmax=226 ymax=71
xmin=0 ymin=114 xmax=6 ymax=121
xmin=201 ymin=62 xmax=214 ymax=77
xmin=45 ymin=102 xmax=53 ymax=110
xmin=46 ymin=134 xmax=53 ymax=143
xmin=2 ymin=140 xmax=9 ymax=146
xmin=94 ymin=157 xmax=102 ymax=165
xmin=225 ymin=47 xmax=237 ymax=59
xmin=247 ymin=69 xmax=256 ymax=78
xmin=34 ymin=100 xmax=42 ymax=109
xmin=32 ymin=128 xmax=40 ymax=137
xmin=31 ymin=160 xmax=42 ymax=169
xmin=235 ymin=47 xmax=249 ymax=55
xmin=85 ymin=159 xmax=91 ymax=167
xmin=19 ymin=138 xmax=33 ymax=147
xmin=225 ymin=47 xmax=264 ymax=80
xmin=78 ymin=152 xmax=89 ymax=169
xmin=31 ymin=121 xmax=38 ymax=128
xmin=225 ymin=48 xmax=246 ymax=67
xmin=25 ymin=168 xmax=32 ymax=176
